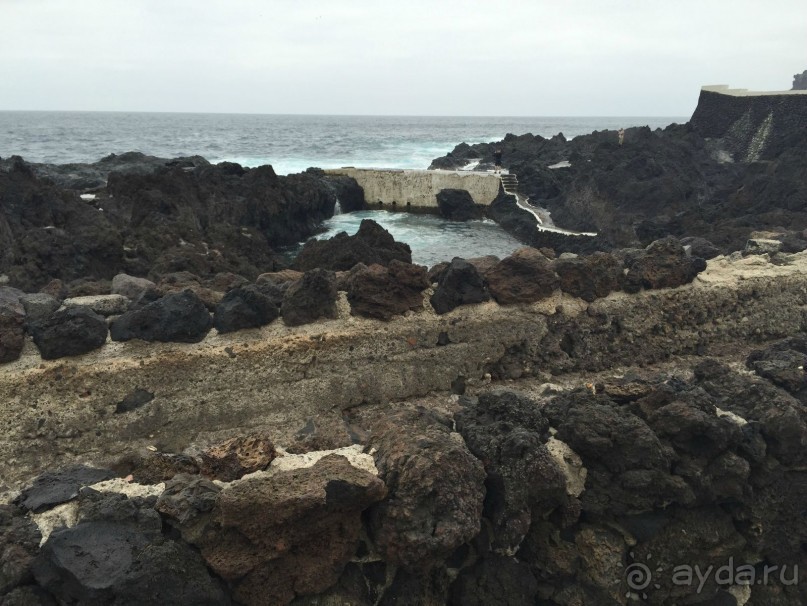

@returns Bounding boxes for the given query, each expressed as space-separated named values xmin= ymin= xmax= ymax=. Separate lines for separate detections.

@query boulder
xmin=281 ymin=268 xmax=338 ymax=326
xmin=552 ymin=251 xmax=621 ymax=302
xmin=30 ymin=307 xmax=108 ymax=360
xmin=347 ymin=261 xmax=429 ymax=320
xmin=61 ymin=294 xmax=129 ymax=316
xmin=110 ymin=290 xmax=213 ymax=343
xmin=14 ymin=466 xmax=114 ymax=513
xmin=429 ymin=258 xmax=490 ymax=314
xmin=680 ymin=236 xmax=721 ymax=260
xmin=622 ymin=237 xmax=706 ymax=293
xmin=455 ymin=391 xmax=567 ymax=551
xmin=0 ymin=303 xmax=25 ymax=364
xmin=19 ymin=293 xmax=60 ymax=324
xmin=293 ymin=220 xmax=412 ymax=272
xmin=0 ymin=505 xmax=42 ymax=595
xmin=367 ymin=409 xmax=485 ymax=571
xmin=111 ymin=273 xmax=157 ymax=300
xmin=199 ymin=432 xmax=277 ymax=482
xmin=436 ymin=189 xmax=480 ymax=221
xmin=213 ymin=284 xmax=280 ymax=333
xmin=485 ymin=247 xmax=559 ymax=305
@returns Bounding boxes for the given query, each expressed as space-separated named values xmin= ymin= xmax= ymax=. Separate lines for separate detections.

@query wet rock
xmin=429 ymin=258 xmax=490 ymax=314
xmin=622 ymin=237 xmax=706 ymax=293
xmin=62 ymin=294 xmax=129 ymax=316
xmin=110 ymin=290 xmax=213 ymax=343
xmin=199 ymin=432 xmax=277 ymax=482
xmin=19 ymin=293 xmax=59 ymax=324
xmin=449 ymin=555 xmax=538 ymax=606
xmin=15 ymin=466 xmax=114 ymax=513
xmin=166 ymin=455 xmax=386 ymax=606
xmin=0 ymin=505 xmax=42 ymax=595
xmin=436 ymin=189 xmax=481 ymax=221
xmin=455 ymin=391 xmax=566 ymax=551
xmin=281 ymin=268 xmax=338 ymax=326
xmin=347 ymin=261 xmax=429 ymax=320
xmin=552 ymin=251 xmax=621 ymax=302
xmin=367 ymin=409 xmax=485 ymax=571
xmin=213 ymin=284 xmax=280 ymax=333
xmin=115 ymin=388 xmax=155 ymax=414
xmin=485 ymin=247 xmax=559 ymax=305
xmin=110 ymin=273 xmax=157 ymax=300
xmin=30 ymin=307 xmax=108 ymax=359
xmin=293 ymin=219 xmax=412 ymax=272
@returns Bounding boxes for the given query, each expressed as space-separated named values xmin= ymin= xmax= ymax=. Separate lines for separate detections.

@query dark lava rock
xmin=429 ymin=257 xmax=490 ymax=314
xmin=347 ymin=260 xmax=429 ymax=320
xmin=0 ymin=585 xmax=58 ymax=606
xmin=455 ymin=390 xmax=566 ymax=551
xmin=436 ymin=189 xmax=481 ymax=221
xmin=281 ymin=268 xmax=338 ymax=326
xmin=213 ymin=283 xmax=280 ymax=333
xmin=115 ymin=388 xmax=155 ymax=414
xmin=30 ymin=307 xmax=108 ymax=360
xmin=552 ymin=251 xmax=621 ymax=302
xmin=0 ymin=304 xmax=25 ymax=364
xmin=128 ymin=453 xmax=201 ymax=485
xmin=449 ymin=555 xmax=538 ymax=606
xmin=32 ymin=492 xmax=228 ymax=605
xmin=746 ymin=338 xmax=807 ymax=398
xmin=19 ymin=293 xmax=60 ymax=324
xmin=622 ymin=236 xmax=706 ymax=293
xmin=0 ymin=505 xmax=42 ymax=595
xmin=199 ymin=432 xmax=277 ymax=482
xmin=66 ymin=278 xmax=111 ymax=298
xmin=293 ymin=219 xmax=412 ymax=272
xmin=367 ymin=409 xmax=485 ymax=572
xmin=110 ymin=273 xmax=157 ymax=300
xmin=155 ymin=474 xmax=221 ymax=526
xmin=485 ymin=247 xmax=559 ymax=305
xmin=15 ymin=466 xmax=114 ymax=513
xmin=110 ymin=290 xmax=213 ymax=343
xmin=680 ymin=236 xmax=721 ymax=260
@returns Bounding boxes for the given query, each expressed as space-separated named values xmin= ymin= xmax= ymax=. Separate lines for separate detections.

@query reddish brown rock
xmin=485 ymin=247 xmax=559 ymax=305
xmin=552 ymin=251 xmax=621 ymax=302
xmin=0 ymin=305 xmax=25 ymax=364
xmin=347 ymin=260 xmax=429 ymax=320
xmin=622 ymin=237 xmax=706 ymax=293
xmin=200 ymin=433 xmax=277 ymax=482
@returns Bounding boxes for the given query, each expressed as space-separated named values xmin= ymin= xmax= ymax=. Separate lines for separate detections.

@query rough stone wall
xmin=325 ymin=167 xmax=501 ymax=209
xmin=2 ymin=253 xmax=806 ymax=493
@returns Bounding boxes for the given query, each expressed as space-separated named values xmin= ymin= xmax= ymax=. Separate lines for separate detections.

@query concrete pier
xmin=325 ymin=167 xmax=501 ymax=209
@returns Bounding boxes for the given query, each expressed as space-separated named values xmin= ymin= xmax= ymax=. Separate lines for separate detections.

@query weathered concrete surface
xmin=325 ymin=167 xmax=501 ymax=209
xmin=2 ymin=253 xmax=807 ymax=492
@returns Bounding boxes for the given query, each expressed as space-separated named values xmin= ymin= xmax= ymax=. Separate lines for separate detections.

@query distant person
xmin=493 ymin=148 xmax=503 ymax=173
xmin=618 ymin=128 xmax=625 ymax=146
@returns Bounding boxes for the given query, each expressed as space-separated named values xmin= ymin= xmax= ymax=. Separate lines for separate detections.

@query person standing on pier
xmin=493 ymin=148 xmax=503 ymax=173
xmin=618 ymin=128 xmax=625 ymax=146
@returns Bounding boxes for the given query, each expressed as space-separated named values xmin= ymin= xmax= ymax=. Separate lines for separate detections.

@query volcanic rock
xmin=485 ymin=247 xmax=559 ymax=304
xmin=552 ymin=251 xmax=621 ymax=302
xmin=347 ymin=260 xmax=429 ymax=320
xmin=111 ymin=273 xmax=157 ymax=300
xmin=0 ymin=303 xmax=25 ymax=364
xmin=199 ymin=432 xmax=277 ymax=482
xmin=19 ymin=293 xmax=59 ymax=324
xmin=436 ymin=189 xmax=480 ymax=221
xmin=0 ymin=505 xmax=42 ymax=595
xmin=213 ymin=284 xmax=280 ymax=333
xmin=62 ymin=294 xmax=129 ymax=316
xmin=15 ymin=466 xmax=115 ymax=513
xmin=622 ymin=237 xmax=706 ymax=293
xmin=281 ymin=268 xmax=338 ymax=326
xmin=110 ymin=290 xmax=213 ymax=343
xmin=449 ymin=555 xmax=538 ymax=606
xmin=30 ymin=307 xmax=108 ymax=359
xmin=429 ymin=258 xmax=490 ymax=314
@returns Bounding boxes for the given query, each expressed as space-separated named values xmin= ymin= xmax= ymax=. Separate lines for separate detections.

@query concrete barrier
xmin=325 ymin=167 xmax=501 ymax=209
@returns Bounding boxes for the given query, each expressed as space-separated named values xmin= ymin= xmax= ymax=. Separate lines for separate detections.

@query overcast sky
xmin=1 ymin=0 xmax=805 ymax=116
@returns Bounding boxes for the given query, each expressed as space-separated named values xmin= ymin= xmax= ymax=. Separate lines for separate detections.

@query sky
xmin=1 ymin=0 xmax=805 ymax=116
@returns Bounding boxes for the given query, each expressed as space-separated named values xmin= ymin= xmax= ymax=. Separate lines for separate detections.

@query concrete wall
xmin=325 ymin=168 xmax=501 ymax=209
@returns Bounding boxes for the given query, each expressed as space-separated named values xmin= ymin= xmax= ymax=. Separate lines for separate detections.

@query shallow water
xmin=293 ymin=209 xmax=524 ymax=268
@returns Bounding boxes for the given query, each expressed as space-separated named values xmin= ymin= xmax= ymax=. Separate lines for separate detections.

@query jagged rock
xmin=213 ymin=284 xmax=280 ymax=333
xmin=485 ymin=247 xmax=559 ymax=305
xmin=0 ymin=505 xmax=42 ymax=595
xmin=111 ymin=273 xmax=157 ymax=300
xmin=622 ymin=237 xmax=706 ymax=293
xmin=455 ymin=391 xmax=567 ymax=551
xmin=164 ymin=455 xmax=386 ymax=606
xmin=32 ymin=491 xmax=228 ymax=605
xmin=199 ymin=432 xmax=277 ymax=482
xmin=30 ymin=307 xmax=108 ymax=360
xmin=347 ymin=261 xmax=429 ymax=320
xmin=367 ymin=409 xmax=485 ymax=571
xmin=62 ymin=294 xmax=129 ymax=316
xmin=448 ymin=555 xmax=538 ymax=606
xmin=293 ymin=219 xmax=412 ymax=272
xmin=14 ymin=466 xmax=114 ymax=513
xmin=19 ymin=293 xmax=60 ymax=324
xmin=436 ymin=189 xmax=481 ymax=221
xmin=281 ymin=268 xmax=338 ymax=326
xmin=429 ymin=258 xmax=490 ymax=314
xmin=552 ymin=251 xmax=621 ymax=302
xmin=110 ymin=290 xmax=213 ymax=343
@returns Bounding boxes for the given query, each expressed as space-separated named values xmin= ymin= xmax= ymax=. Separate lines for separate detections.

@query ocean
xmin=0 ymin=112 xmax=685 ymax=175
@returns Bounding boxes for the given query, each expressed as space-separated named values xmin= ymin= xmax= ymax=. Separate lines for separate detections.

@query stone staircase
xmin=500 ymin=172 xmax=518 ymax=195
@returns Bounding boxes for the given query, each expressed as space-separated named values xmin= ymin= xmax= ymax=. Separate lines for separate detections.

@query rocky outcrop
xmin=621 ymin=236 xmax=707 ymax=293
xmin=794 ymin=70 xmax=807 ymax=90
xmin=436 ymin=189 xmax=481 ymax=221
xmin=485 ymin=247 xmax=559 ymax=304
xmin=110 ymin=290 xmax=212 ymax=343
xmin=292 ymin=219 xmax=412 ymax=272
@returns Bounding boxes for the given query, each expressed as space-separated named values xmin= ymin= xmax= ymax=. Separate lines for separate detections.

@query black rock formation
xmin=110 ymin=290 xmax=213 ymax=343
xmin=30 ymin=307 xmax=109 ymax=360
